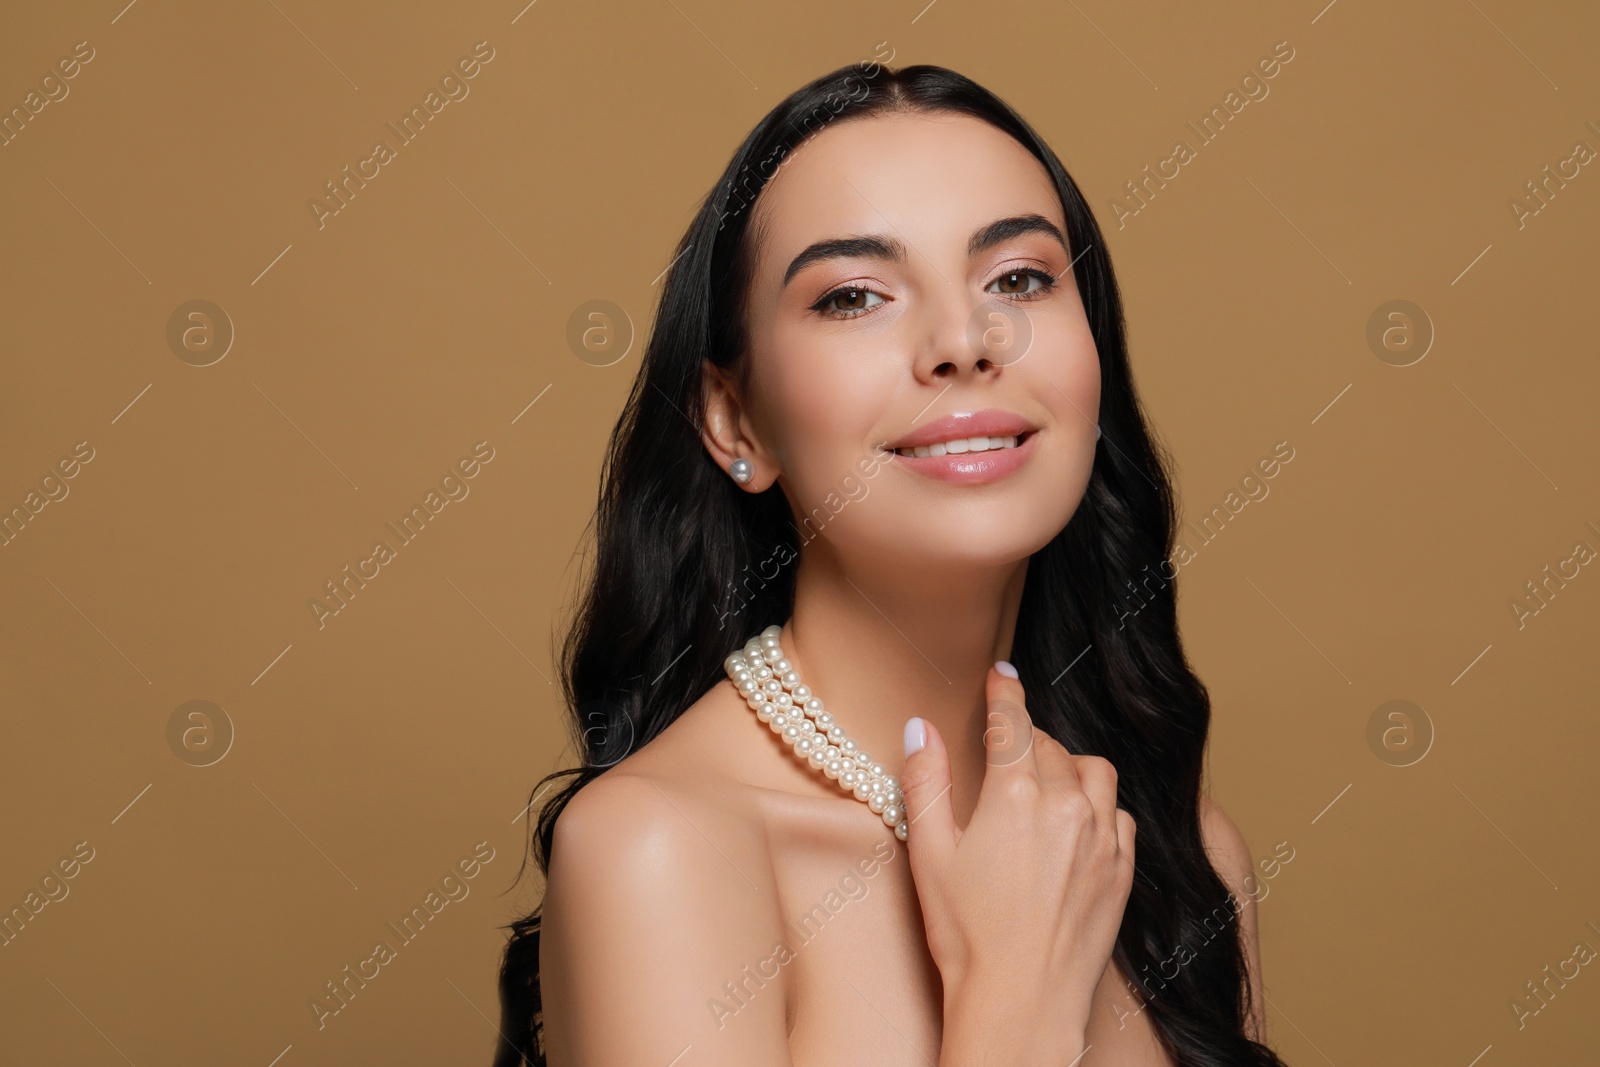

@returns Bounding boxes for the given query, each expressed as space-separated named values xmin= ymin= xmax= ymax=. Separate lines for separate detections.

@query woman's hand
xmin=900 ymin=663 xmax=1137 ymax=1065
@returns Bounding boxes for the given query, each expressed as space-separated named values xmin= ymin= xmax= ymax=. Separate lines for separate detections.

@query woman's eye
xmin=814 ymin=286 xmax=886 ymax=317
xmin=987 ymin=268 xmax=1057 ymax=298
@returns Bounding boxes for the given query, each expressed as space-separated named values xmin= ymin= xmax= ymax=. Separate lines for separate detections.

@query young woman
xmin=494 ymin=62 xmax=1290 ymax=1067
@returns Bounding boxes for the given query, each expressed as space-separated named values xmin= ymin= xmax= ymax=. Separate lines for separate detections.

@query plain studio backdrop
xmin=1 ymin=1 xmax=1597 ymax=1064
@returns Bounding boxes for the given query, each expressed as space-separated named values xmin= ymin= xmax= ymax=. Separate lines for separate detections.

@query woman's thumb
xmin=900 ymin=716 xmax=956 ymax=861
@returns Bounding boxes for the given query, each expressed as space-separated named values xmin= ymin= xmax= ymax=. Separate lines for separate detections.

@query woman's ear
xmin=700 ymin=359 xmax=773 ymax=491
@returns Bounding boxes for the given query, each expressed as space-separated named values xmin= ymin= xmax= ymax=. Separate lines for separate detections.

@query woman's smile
xmin=883 ymin=408 xmax=1041 ymax=485
xmin=889 ymin=428 xmax=1039 ymax=484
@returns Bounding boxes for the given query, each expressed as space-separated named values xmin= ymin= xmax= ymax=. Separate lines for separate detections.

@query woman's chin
xmin=845 ymin=529 xmax=1059 ymax=573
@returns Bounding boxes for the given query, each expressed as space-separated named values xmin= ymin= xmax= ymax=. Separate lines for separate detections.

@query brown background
xmin=2 ymin=1 xmax=1597 ymax=1063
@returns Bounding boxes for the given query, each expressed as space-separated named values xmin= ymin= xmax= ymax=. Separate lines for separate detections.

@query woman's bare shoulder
xmin=1197 ymin=793 xmax=1253 ymax=889
xmin=547 ymin=681 xmax=774 ymax=881
xmin=1197 ymin=793 xmax=1267 ymax=1039
xmin=539 ymin=684 xmax=796 ymax=1063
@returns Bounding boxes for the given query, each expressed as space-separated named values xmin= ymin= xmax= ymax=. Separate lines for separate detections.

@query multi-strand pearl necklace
xmin=724 ymin=625 xmax=908 ymax=842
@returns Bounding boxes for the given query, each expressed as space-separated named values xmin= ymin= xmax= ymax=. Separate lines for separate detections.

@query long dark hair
xmin=493 ymin=62 xmax=1288 ymax=1067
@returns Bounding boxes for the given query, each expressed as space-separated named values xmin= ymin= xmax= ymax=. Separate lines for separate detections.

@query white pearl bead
xmin=805 ymin=697 xmax=824 ymax=714
xmin=840 ymin=740 xmax=858 ymax=756
xmin=894 ymin=821 xmax=908 ymax=842
xmin=868 ymin=794 xmax=887 ymax=814
xmin=780 ymin=671 xmax=800 ymax=688
xmin=763 ymin=647 xmax=783 ymax=665
xmin=853 ymin=782 xmax=872 ymax=801
xmin=782 ymin=725 xmax=800 ymax=743
xmin=824 ymin=759 xmax=842 ymax=779
xmin=796 ymin=718 xmax=815 ymax=735
xmin=868 ymin=763 xmax=885 ymax=778
xmin=807 ymin=750 xmax=826 ymax=770
xmin=827 ymin=726 xmax=846 ymax=744
xmin=795 ymin=736 xmax=815 ymax=756
xmin=774 ymin=658 xmax=791 ymax=674
xmin=770 ymin=713 xmax=789 ymax=731
xmin=756 ymin=704 xmax=775 ymax=722
xmin=839 ymin=758 xmax=856 ymax=774
xmin=883 ymin=776 xmax=899 ymax=795
xmin=793 ymin=684 xmax=811 ymax=700
xmin=881 ymin=805 xmax=901 ymax=825
xmin=840 ymin=770 xmax=858 ymax=789
xmin=814 ymin=711 xmax=833 ymax=729
xmin=773 ymin=691 xmax=792 ymax=707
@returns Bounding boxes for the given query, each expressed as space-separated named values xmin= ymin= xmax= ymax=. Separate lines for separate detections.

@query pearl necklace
xmin=724 ymin=625 xmax=909 ymax=842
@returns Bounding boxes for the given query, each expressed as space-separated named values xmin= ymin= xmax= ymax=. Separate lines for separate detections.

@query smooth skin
xmin=539 ymin=110 xmax=1266 ymax=1066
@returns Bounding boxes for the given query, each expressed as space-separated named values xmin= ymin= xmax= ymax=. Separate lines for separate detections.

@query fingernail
xmin=994 ymin=660 xmax=1019 ymax=679
xmin=903 ymin=716 xmax=926 ymax=756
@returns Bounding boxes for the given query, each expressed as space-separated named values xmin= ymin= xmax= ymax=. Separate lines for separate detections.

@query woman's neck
xmin=780 ymin=537 xmax=1029 ymax=831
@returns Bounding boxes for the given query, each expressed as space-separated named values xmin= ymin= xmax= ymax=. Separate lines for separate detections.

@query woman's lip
xmin=887 ymin=409 xmax=1036 ymax=451
xmin=888 ymin=430 xmax=1038 ymax=485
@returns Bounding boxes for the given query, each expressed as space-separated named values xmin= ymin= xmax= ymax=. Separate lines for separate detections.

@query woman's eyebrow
xmin=968 ymin=213 xmax=1068 ymax=258
xmin=782 ymin=213 xmax=1069 ymax=289
xmin=783 ymin=234 xmax=904 ymax=288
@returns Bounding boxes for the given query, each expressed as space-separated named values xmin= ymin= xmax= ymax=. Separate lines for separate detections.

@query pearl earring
xmin=730 ymin=457 xmax=754 ymax=484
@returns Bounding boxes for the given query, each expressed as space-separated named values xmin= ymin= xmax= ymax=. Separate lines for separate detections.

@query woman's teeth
xmin=895 ymin=435 xmax=1020 ymax=458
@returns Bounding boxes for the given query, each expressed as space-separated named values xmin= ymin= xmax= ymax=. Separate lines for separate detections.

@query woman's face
xmin=724 ymin=109 xmax=1100 ymax=573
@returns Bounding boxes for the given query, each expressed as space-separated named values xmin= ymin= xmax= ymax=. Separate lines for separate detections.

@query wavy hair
xmin=493 ymin=61 xmax=1289 ymax=1067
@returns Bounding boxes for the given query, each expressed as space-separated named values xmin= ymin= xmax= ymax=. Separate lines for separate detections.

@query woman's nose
xmin=912 ymin=292 xmax=1028 ymax=381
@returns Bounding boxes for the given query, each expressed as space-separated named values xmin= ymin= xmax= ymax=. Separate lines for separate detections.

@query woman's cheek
xmin=1032 ymin=323 xmax=1099 ymax=430
xmin=781 ymin=346 xmax=893 ymax=446
xmin=763 ymin=397 xmax=867 ymax=512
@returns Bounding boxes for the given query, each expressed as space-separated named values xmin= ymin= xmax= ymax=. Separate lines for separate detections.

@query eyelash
xmin=809 ymin=267 xmax=1060 ymax=320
